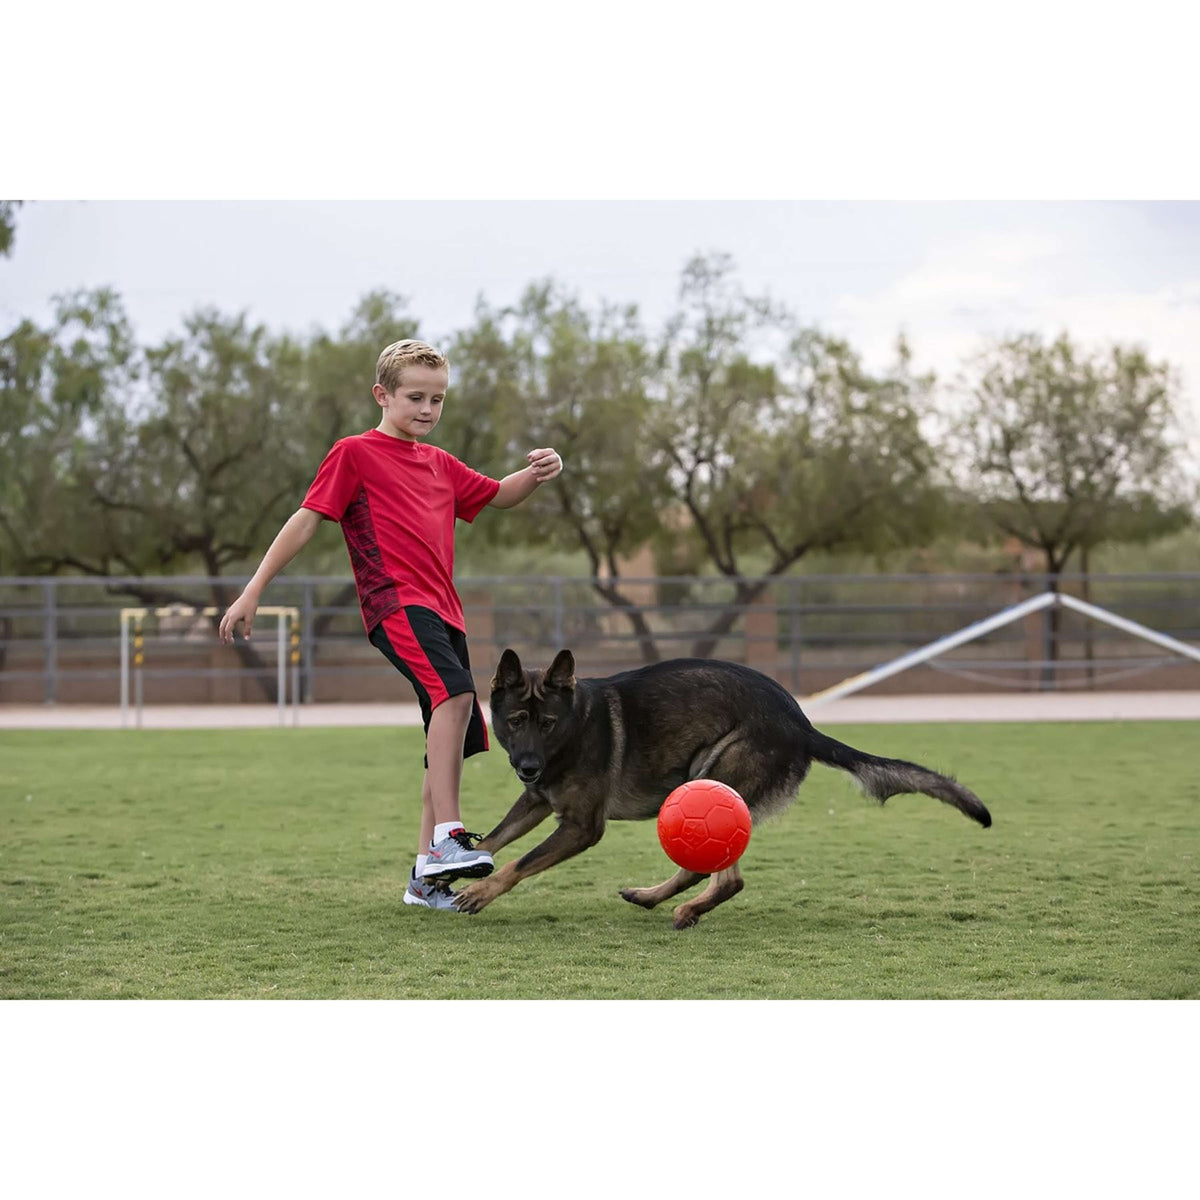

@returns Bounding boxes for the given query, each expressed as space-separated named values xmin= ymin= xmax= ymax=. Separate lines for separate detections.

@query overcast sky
xmin=5 ymin=199 xmax=1200 ymax=433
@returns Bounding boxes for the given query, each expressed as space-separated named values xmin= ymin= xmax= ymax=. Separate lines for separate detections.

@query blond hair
xmin=375 ymin=339 xmax=448 ymax=393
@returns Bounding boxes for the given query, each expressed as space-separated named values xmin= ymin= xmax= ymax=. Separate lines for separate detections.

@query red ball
xmin=657 ymin=779 xmax=752 ymax=873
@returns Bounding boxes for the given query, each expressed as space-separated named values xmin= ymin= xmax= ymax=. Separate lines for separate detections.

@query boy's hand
xmin=218 ymin=593 xmax=259 ymax=644
xmin=527 ymin=448 xmax=563 ymax=483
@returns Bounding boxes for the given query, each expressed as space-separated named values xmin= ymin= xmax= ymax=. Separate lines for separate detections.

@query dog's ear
xmin=545 ymin=649 xmax=576 ymax=691
xmin=491 ymin=648 xmax=524 ymax=692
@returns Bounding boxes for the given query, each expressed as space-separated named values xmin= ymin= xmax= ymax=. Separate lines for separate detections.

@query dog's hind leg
xmin=619 ymin=868 xmax=707 ymax=910
xmin=671 ymin=861 xmax=745 ymax=930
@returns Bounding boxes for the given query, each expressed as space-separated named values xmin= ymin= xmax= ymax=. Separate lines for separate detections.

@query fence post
xmin=1041 ymin=574 xmax=1059 ymax=690
xmin=43 ymin=580 xmax=57 ymax=705
xmin=302 ymin=580 xmax=314 ymax=703
xmin=120 ymin=611 xmax=129 ymax=723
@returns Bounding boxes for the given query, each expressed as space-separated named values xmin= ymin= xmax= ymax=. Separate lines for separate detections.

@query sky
xmin=5 ymin=199 xmax=1200 ymax=435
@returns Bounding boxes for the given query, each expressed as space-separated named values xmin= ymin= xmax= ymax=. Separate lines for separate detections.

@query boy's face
xmin=372 ymin=364 xmax=449 ymax=441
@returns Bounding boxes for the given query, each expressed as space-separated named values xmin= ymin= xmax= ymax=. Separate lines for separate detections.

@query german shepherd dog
xmin=453 ymin=650 xmax=991 ymax=928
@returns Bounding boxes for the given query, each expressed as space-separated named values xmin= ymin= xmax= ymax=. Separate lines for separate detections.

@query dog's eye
xmin=539 ymin=716 xmax=557 ymax=732
xmin=507 ymin=712 xmax=528 ymax=728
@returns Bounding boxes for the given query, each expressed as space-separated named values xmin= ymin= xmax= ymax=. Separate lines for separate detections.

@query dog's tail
xmin=806 ymin=728 xmax=992 ymax=827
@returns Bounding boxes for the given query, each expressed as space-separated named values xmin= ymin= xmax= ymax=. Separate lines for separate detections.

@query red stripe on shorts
xmin=375 ymin=609 xmax=455 ymax=710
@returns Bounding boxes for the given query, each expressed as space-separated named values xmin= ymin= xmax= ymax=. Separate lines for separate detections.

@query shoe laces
xmin=451 ymin=829 xmax=483 ymax=848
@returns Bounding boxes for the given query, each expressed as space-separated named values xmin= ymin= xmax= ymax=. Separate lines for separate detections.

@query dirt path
xmin=2 ymin=690 xmax=1198 ymax=729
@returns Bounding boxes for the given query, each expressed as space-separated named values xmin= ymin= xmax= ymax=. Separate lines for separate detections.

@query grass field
xmin=1 ymin=720 xmax=1197 ymax=999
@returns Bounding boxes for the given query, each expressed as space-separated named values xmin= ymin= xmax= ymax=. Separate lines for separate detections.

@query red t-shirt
xmin=302 ymin=430 xmax=500 ymax=633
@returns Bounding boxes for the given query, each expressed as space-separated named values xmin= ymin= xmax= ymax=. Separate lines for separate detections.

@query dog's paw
xmin=672 ymin=904 xmax=701 ymax=930
xmin=453 ymin=880 xmax=495 ymax=914
xmin=619 ymin=886 xmax=658 ymax=910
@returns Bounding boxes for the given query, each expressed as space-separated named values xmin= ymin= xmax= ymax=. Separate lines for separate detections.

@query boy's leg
xmin=423 ymin=692 xmax=474 ymax=827
xmin=404 ymin=810 xmax=462 ymax=909
xmin=367 ymin=607 xmax=493 ymax=883
xmin=418 ymin=773 xmax=435 ymax=858
xmin=406 ymin=742 xmax=477 ymax=911
xmin=421 ymin=622 xmax=494 ymax=879
xmin=420 ymin=689 xmax=493 ymax=879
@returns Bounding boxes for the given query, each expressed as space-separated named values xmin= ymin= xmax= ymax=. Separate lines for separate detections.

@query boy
xmin=217 ymin=339 xmax=562 ymax=911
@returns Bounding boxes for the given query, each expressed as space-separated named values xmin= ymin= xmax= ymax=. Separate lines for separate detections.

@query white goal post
xmin=119 ymin=606 xmax=300 ymax=728
xmin=803 ymin=590 xmax=1200 ymax=709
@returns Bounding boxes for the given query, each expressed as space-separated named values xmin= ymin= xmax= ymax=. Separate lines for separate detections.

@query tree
xmin=652 ymin=253 xmax=946 ymax=658
xmin=0 ymin=317 xmax=56 ymax=573
xmin=2 ymin=288 xmax=423 ymax=590
xmin=0 ymin=297 xmax=311 ymax=696
xmin=447 ymin=256 xmax=947 ymax=663
xmin=0 ymin=201 xmax=22 ymax=256
xmin=954 ymin=332 xmax=1196 ymax=682
xmin=0 ymin=288 xmax=140 ymax=573
xmin=446 ymin=283 xmax=670 ymax=660
xmin=0 ymin=286 xmax=432 ymax=696
xmin=955 ymin=333 xmax=1195 ymax=577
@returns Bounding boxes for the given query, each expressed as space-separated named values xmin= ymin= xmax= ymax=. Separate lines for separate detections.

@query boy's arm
xmin=218 ymin=507 xmax=324 ymax=643
xmin=489 ymin=448 xmax=563 ymax=509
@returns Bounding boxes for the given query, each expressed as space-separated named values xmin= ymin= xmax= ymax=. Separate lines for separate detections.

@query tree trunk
xmin=688 ymin=578 xmax=771 ymax=661
xmin=1040 ymin=565 xmax=1061 ymax=691
xmin=591 ymin=579 xmax=662 ymax=663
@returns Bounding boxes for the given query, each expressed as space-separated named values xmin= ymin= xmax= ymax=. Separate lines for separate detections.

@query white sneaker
xmin=420 ymin=829 xmax=494 ymax=881
xmin=403 ymin=870 xmax=462 ymax=910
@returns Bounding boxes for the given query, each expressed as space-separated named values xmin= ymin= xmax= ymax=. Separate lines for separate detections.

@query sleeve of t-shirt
xmin=443 ymin=451 xmax=501 ymax=523
xmin=302 ymin=439 xmax=361 ymax=521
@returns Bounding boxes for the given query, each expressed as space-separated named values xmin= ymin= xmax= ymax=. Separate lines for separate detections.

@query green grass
xmin=1 ymin=721 xmax=1197 ymax=999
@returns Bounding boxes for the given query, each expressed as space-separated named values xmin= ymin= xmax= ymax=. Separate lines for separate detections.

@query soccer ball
xmin=657 ymin=779 xmax=752 ymax=873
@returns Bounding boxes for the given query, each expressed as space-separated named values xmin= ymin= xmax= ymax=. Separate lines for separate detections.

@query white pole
xmin=277 ymin=614 xmax=286 ymax=726
xmin=804 ymin=591 xmax=1059 ymax=708
xmin=120 ymin=612 xmax=129 ymax=728
xmin=1058 ymin=593 xmax=1200 ymax=663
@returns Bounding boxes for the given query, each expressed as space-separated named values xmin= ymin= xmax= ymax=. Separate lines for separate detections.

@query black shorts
xmin=368 ymin=606 xmax=489 ymax=761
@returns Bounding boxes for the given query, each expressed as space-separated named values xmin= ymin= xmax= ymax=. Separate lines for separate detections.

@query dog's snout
xmin=513 ymin=754 xmax=543 ymax=784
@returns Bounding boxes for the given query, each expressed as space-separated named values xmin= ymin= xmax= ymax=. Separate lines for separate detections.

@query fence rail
xmin=1 ymin=572 xmax=1199 ymax=706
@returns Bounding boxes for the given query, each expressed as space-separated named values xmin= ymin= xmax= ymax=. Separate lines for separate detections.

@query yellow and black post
xmin=134 ymin=614 xmax=145 ymax=728
xmin=290 ymin=610 xmax=301 ymax=726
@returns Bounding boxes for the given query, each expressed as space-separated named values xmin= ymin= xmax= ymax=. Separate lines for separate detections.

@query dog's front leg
xmin=454 ymin=818 xmax=602 ymax=914
xmin=476 ymin=790 xmax=553 ymax=855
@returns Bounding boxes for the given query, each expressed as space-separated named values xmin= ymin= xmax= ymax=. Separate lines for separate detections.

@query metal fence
xmin=2 ymin=572 xmax=1199 ymax=706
